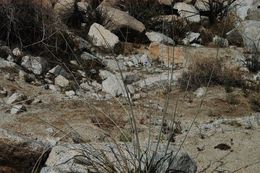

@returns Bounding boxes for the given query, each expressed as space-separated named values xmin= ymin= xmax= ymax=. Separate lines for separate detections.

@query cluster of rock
xmin=51 ymin=0 xmax=259 ymax=48
xmin=40 ymin=142 xmax=197 ymax=173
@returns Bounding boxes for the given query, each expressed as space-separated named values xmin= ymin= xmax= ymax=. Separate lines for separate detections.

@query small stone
xmin=105 ymin=59 xmax=127 ymax=71
xmin=7 ymin=55 xmax=14 ymax=62
xmin=0 ymin=90 xmax=7 ymax=98
xmin=46 ymin=128 xmax=54 ymax=134
xmin=48 ymin=65 xmax=70 ymax=78
xmin=91 ymin=81 xmax=102 ymax=92
xmin=6 ymin=93 xmax=26 ymax=105
xmin=183 ymin=32 xmax=200 ymax=45
xmin=55 ymin=75 xmax=69 ymax=88
xmin=132 ymin=93 xmax=141 ymax=100
xmin=48 ymin=84 xmax=61 ymax=92
xmin=0 ymin=58 xmax=17 ymax=69
xmin=194 ymin=87 xmax=206 ymax=98
xmin=102 ymin=74 xmax=126 ymax=97
xmin=12 ymin=48 xmax=23 ymax=57
xmin=140 ymin=54 xmax=151 ymax=67
xmin=65 ymin=90 xmax=76 ymax=97
xmin=10 ymin=105 xmax=26 ymax=114
xmin=80 ymin=82 xmax=92 ymax=91
xmin=21 ymin=56 xmax=48 ymax=75
xmin=253 ymin=72 xmax=260 ymax=81
xmin=32 ymin=98 xmax=42 ymax=104
xmin=77 ymin=70 xmax=86 ymax=77
xmin=174 ymin=3 xmax=200 ymax=22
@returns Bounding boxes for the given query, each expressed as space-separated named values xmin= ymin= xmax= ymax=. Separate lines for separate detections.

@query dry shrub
xmin=0 ymin=1 xmax=80 ymax=61
xmin=0 ymin=1 xmax=57 ymax=47
xmin=200 ymin=12 xmax=238 ymax=45
xmin=250 ymin=93 xmax=260 ymax=112
xmin=90 ymin=114 xmax=126 ymax=130
xmin=179 ymin=57 xmax=245 ymax=90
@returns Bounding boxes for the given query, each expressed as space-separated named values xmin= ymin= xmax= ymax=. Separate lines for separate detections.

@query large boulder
xmin=0 ymin=128 xmax=49 ymax=173
xmin=97 ymin=5 xmax=146 ymax=33
xmin=246 ymin=0 xmax=260 ymax=21
xmin=88 ymin=23 xmax=120 ymax=50
xmin=227 ymin=20 xmax=260 ymax=52
xmin=41 ymin=143 xmax=197 ymax=173
xmin=174 ymin=2 xmax=200 ymax=22
xmin=234 ymin=0 xmax=259 ymax=20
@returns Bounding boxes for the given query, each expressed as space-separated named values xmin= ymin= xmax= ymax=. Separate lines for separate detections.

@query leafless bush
xmin=0 ymin=1 xmax=58 ymax=48
xmin=198 ymin=0 xmax=237 ymax=24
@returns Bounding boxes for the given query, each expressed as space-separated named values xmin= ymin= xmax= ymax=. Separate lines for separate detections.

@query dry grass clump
xmin=0 ymin=1 xmax=80 ymax=62
xmin=0 ymin=1 xmax=57 ymax=47
xmin=180 ymin=57 xmax=245 ymax=90
xmin=250 ymin=93 xmax=260 ymax=112
xmin=90 ymin=113 xmax=126 ymax=130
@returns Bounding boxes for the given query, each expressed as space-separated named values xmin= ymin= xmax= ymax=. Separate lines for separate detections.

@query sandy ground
xmin=0 ymin=72 xmax=260 ymax=173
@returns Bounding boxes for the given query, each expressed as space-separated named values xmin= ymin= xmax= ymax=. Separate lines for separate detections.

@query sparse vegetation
xmin=180 ymin=56 xmax=245 ymax=90
xmin=250 ymin=93 xmax=260 ymax=112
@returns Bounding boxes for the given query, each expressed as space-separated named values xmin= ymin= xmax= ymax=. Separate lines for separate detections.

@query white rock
xmin=21 ymin=56 xmax=47 ymax=75
xmin=99 ymin=70 xmax=113 ymax=80
xmin=65 ymin=90 xmax=76 ymax=97
xmin=91 ymin=81 xmax=102 ymax=91
xmin=174 ymin=3 xmax=200 ymax=22
xmin=102 ymin=74 xmax=126 ymax=97
xmin=0 ymin=58 xmax=17 ymax=69
xmin=10 ymin=105 xmax=26 ymax=114
xmin=7 ymin=55 xmax=14 ymax=62
xmin=80 ymin=82 xmax=93 ymax=91
xmin=12 ymin=48 xmax=23 ymax=57
xmin=48 ymin=65 xmax=69 ymax=78
xmin=240 ymin=20 xmax=260 ymax=52
xmin=234 ymin=0 xmax=256 ymax=20
xmin=6 ymin=93 xmax=26 ymax=104
xmin=132 ymin=93 xmax=141 ymax=100
xmin=54 ymin=0 xmax=74 ymax=15
xmin=48 ymin=84 xmax=61 ymax=92
xmin=194 ymin=87 xmax=206 ymax=98
xmin=55 ymin=75 xmax=69 ymax=88
xmin=140 ymin=54 xmax=152 ymax=67
xmin=145 ymin=31 xmax=175 ymax=45
xmin=97 ymin=5 xmax=145 ymax=33
xmin=41 ymin=143 xmax=197 ymax=173
xmin=195 ymin=0 xmax=210 ymax=11
xmin=46 ymin=128 xmax=54 ymax=134
xmin=105 ymin=59 xmax=127 ymax=71
xmin=137 ymin=71 xmax=181 ymax=89
xmin=77 ymin=70 xmax=86 ymax=78
xmin=254 ymin=71 xmax=260 ymax=81
xmin=88 ymin=23 xmax=120 ymax=49
xmin=77 ymin=2 xmax=89 ymax=12
xmin=183 ymin=32 xmax=200 ymax=45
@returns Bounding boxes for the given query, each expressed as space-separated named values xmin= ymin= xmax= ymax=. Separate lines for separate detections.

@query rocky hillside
xmin=0 ymin=0 xmax=260 ymax=173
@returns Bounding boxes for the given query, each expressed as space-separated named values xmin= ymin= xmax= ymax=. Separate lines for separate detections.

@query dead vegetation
xmin=180 ymin=56 xmax=245 ymax=90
